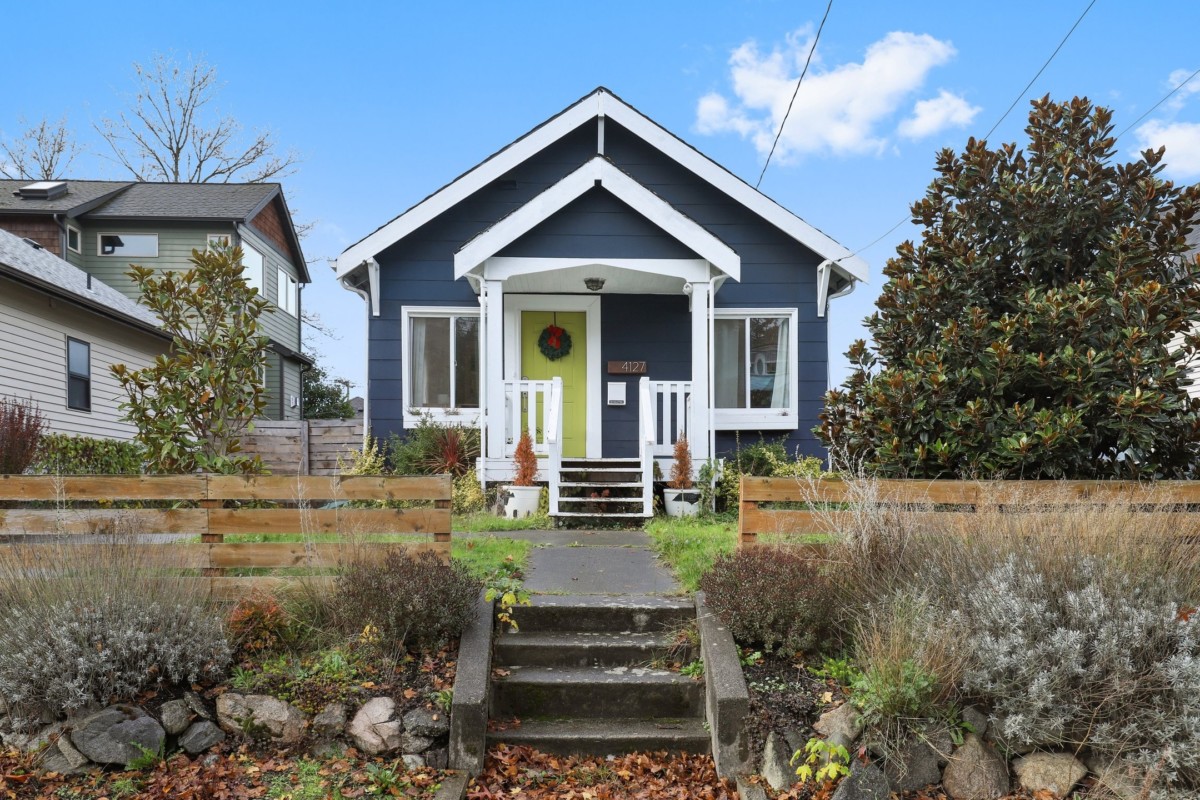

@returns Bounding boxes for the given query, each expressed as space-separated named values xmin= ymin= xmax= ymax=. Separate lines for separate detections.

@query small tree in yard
xmin=302 ymin=361 xmax=354 ymax=419
xmin=512 ymin=430 xmax=538 ymax=486
xmin=670 ymin=433 xmax=693 ymax=490
xmin=112 ymin=246 xmax=269 ymax=474
xmin=0 ymin=397 xmax=45 ymax=474
xmin=820 ymin=96 xmax=1200 ymax=479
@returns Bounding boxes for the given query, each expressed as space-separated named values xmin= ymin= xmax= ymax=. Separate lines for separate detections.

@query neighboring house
xmin=335 ymin=87 xmax=867 ymax=518
xmin=0 ymin=179 xmax=311 ymax=420
xmin=0 ymin=228 xmax=169 ymax=440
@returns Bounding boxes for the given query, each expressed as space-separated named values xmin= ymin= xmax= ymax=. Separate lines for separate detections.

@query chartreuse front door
xmin=521 ymin=311 xmax=586 ymax=458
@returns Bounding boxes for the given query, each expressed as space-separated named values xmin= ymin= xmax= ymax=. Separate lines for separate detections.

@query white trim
xmin=455 ymin=157 xmax=740 ymax=280
xmin=96 ymin=232 xmax=158 ymax=258
xmin=503 ymin=294 xmax=602 ymax=458
xmin=400 ymin=305 xmax=483 ymax=429
xmin=816 ymin=259 xmax=832 ymax=318
xmin=336 ymin=88 xmax=866 ymax=283
xmin=711 ymin=307 xmax=800 ymax=431
xmin=483 ymin=256 xmax=712 ymax=283
xmin=206 ymin=232 xmax=232 ymax=251
xmin=276 ymin=268 xmax=298 ymax=316
xmin=66 ymin=225 xmax=81 ymax=254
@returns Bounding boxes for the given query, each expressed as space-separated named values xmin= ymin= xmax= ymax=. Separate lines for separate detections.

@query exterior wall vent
xmin=17 ymin=181 xmax=68 ymax=200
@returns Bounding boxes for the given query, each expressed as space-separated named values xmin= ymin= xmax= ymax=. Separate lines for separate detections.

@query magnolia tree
xmin=820 ymin=96 xmax=1200 ymax=479
xmin=113 ymin=246 xmax=269 ymax=474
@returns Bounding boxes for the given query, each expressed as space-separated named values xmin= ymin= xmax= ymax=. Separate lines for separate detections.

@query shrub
xmin=699 ymin=546 xmax=831 ymax=654
xmin=0 ymin=396 xmax=45 ymax=474
xmin=333 ymin=550 xmax=481 ymax=652
xmin=0 ymin=536 xmax=230 ymax=726
xmin=453 ymin=469 xmax=487 ymax=514
xmin=227 ymin=592 xmax=291 ymax=657
xmin=670 ymin=434 xmax=693 ymax=490
xmin=29 ymin=434 xmax=144 ymax=474
xmin=512 ymin=429 xmax=537 ymax=487
xmin=338 ymin=434 xmax=388 ymax=475
xmin=388 ymin=415 xmax=480 ymax=477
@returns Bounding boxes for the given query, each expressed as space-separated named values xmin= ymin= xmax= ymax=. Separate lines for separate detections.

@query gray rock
xmin=884 ymin=738 xmax=943 ymax=793
xmin=184 ymin=691 xmax=211 ymax=720
xmin=1013 ymin=753 xmax=1087 ymax=798
xmin=831 ymin=759 xmax=889 ymax=800
xmin=782 ymin=727 xmax=807 ymax=756
xmin=159 ymin=700 xmax=193 ymax=736
xmin=55 ymin=735 xmax=91 ymax=771
xmin=70 ymin=706 xmax=165 ymax=766
xmin=179 ymin=721 xmax=225 ymax=755
xmin=402 ymin=754 xmax=425 ymax=770
xmin=814 ymin=703 xmax=863 ymax=743
xmin=402 ymin=707 xmax=449 ymax=738
xmin=215 ymin=693 xmax=306 ymax=743
xmin=6 ymin=722 xmax=65 ymax=753
xmin=942 ymin=734 xmax=1010 ymax=800
xmin=40 ymin=741 xmax=94 ymax=776
xmin=313 ymin=703 xmax=347 ymax=738
xmin=760 ymin=731 xmax=797 ymax=791
xmin=916 ymin=720 xmax=954 ymax=765
xmin=961 ymin=707 xmax=989 ymax=739
xmin=425 ymin=747 xmax=448 ymax=770
xmin=349 ymin=698 xmax=403 ymax=755
xmin=1092 ymin=760 xmax=1141 ymax=800
xmin=402 ymin=732 xmax=435 ymax=754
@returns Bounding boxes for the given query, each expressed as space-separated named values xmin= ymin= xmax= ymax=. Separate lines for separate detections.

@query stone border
xmin=449 ymin=590 xmax=494 ymax=775
xmin=433 ymin=771 xmax=470 ymax=800
xmin=696 ymin=591 xmax=751 ymax=777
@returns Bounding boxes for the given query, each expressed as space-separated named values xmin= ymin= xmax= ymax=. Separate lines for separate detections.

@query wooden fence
xmin=0 ymin=474 xmax=450 ymax=600
xmin=240 ymin=419 xmax=364 ymax=476
xmin=738 ymin=476 xmax=1200 ymax=547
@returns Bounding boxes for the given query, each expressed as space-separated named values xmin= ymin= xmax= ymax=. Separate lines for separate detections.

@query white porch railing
xmin=501 ymin=378 xmax=563 ymax=504
xmin=639 ymin=378 xmax=693 ymax=515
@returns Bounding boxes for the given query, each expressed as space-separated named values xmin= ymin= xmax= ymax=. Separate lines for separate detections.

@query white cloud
xmin=898 ymin=90 xmax=980 ymax=139
xmin=696 ymin=28 xmax=961 ymax=159
xmin=1135 ymin=119 xmax=1200 ymax=178
xmin=1165 ymin=68 xmax=1200 ymax=111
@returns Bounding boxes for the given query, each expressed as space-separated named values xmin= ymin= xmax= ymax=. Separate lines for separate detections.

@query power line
xmin=983 ymin=0 xmax=1098 ymax=141
xmin=756 ymin=0 xmax=834 ymax=189
xmin=834 ymin=0 xmax=1098 ymax=267
xmin=1116 ymin=65 xmax=1200 ymax=139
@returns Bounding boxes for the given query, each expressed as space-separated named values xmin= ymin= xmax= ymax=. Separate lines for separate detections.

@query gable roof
xmin=455 ymin=156 xmax=741 ymax=280
xmin=0 ymin=228 xmax=164 ymax=336
xmin=337 ymin=87 xmax=867 ymax=284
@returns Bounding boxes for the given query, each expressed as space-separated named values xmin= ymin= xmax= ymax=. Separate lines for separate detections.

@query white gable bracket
xmin=454 ymin=157 xmax=740 ymax=281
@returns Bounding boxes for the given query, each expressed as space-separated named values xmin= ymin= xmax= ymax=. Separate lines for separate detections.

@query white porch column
xmin=688 ymin=281 xmax=711 ymax=467
xmin=484 ymin=279 xmax=506 ymax=461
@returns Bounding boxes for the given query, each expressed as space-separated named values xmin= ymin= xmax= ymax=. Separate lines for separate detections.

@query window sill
xmin=712 ymin=410 xmax=798 ymax=431
xmin=403 ymin=409 xmax=482 ymax=429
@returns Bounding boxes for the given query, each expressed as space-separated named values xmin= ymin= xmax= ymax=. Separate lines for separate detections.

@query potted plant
xmin=503 ymin=429 xmax=541 ymax=518
xmin=663 ymin=433 xmax=699 ymax=517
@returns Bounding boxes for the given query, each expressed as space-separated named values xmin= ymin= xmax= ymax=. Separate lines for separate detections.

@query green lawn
xmin=453 ymin=511 xmax=553 ymax=532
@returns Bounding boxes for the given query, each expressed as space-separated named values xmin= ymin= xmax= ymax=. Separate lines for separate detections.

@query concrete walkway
xmin=457 ymin=529 xmax=680 ymax=595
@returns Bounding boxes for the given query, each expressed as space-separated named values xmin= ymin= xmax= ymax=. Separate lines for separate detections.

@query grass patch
xmin=453 ymin=511 xmax=553 ymax=532
xmin=451 ymin=536 xmax=532 ymax=581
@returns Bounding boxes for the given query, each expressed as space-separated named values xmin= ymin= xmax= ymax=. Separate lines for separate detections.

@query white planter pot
xmin=663 ymin=488 xmax=700 ymax=517
xmin=503 ymin=485 xmax=542 ymax=519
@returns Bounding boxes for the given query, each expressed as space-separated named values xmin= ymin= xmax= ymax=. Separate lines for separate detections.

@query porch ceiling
xmin=501 ymin=263 xmax=688 ymax=295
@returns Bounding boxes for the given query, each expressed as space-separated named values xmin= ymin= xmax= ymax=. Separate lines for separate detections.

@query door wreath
xmin=538 ymin=324 xmax=572 ymax=361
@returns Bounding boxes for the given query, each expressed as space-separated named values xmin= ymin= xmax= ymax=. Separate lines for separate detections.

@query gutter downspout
xmin=52 ymin=213 xmax=67 ymax=258
xmin=340 ymin=265 xmax=373 ymax=449
xmin=465 ymin=272 xmax=486 ymax=484
xmin=708 ymin=272 xmax=718 ymax=467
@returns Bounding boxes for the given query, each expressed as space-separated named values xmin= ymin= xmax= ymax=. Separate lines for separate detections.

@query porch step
xmin=557 ymin=496 xmax=643 ymax=504
xmin=552 ymin=456 xmax=650 ymax=520
xmin=553 ymin=511 xmax=650 ymax=519
xmin=508 ymin=595 xmax=694 ymax=633
xmin=494 ymin=630 xmax=686 ymax=668
xmin=486 ymin=717 xmax=710 ymax=756
xmin=558 ymin=481 xmax=643 ymax=489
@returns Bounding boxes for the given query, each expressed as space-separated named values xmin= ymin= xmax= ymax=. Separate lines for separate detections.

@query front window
xmin=98 ymin=233 xmax=157 ymax=257
xmin=66 ymin=337 xmax=91 ymax=411
xmin=276 ymin=268 xmax=298 ymax=316
xmin=404 ymin=307 xmax=480 ymax=417
xmin=66 ymin=226 xmax=81 ymax=254
xmin=240 ymin=242 xmax=264 ymax=295
xmin=713 ymin=310 xmax=797 ymax=428
xmin=207 ymin=233 xmax=232 ymax=250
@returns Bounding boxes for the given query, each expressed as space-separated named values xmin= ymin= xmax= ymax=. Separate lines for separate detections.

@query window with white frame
xmin=402 ymin=307 xmax=480 ymax=420
xmin=240 ymin=242 xmax=264 ymax=295
xmin=98 ymin=233 xmax=157 ymax=258
xmin=66 ymin=337 xmax=91 ymax=412
xmin=713 ymin=309 xmax=798 ymax=429
xmin=66 ymin=226 xmax=81 ymax=254
xmin=276 ymin=268 xmax=298 ymax=316
xmin=207 ymin=233 xmax=232 ymax=251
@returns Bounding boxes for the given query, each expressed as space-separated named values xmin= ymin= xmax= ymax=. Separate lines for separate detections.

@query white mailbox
xmin=607 ymin=381 xmax=627 ymax=406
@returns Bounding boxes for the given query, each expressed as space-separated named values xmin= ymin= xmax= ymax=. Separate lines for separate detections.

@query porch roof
xmin=336 ymin=87 xmax=867 ymax=285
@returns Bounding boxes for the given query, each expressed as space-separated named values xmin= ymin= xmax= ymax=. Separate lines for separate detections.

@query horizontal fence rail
xmin=738 ymin=476 xmax=1200 ymax=547
xmin=0 ymin=474 xmax=452 ymax=600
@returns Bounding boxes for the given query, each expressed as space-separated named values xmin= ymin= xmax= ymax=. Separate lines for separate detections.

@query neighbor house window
xmin=240 ymin=242 xmax=264 ymax=295
xmin=66 ymin=337 xmax=91 ymax=412
xmin=207 ymin=233 xmax=232 ymax=250
xmin=66 ymin=226 xmax=81 ymax=254
xmin=276 ymin=268 xmax=298 ymax=316
xmin=713 ymin=309 xmax=798 ymax=429
xmin=402 ymin=306 xmax=480 ymax=423
xmin=97 ymin=233 xmax=158 ymax=257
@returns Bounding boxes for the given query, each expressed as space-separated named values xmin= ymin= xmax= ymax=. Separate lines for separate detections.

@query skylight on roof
xmin=17 ymin=181 xmax=68 ymax=200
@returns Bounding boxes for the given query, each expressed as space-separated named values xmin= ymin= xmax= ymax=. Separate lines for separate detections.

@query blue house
xmin=336 ymin=88 xmax=867 ymax=517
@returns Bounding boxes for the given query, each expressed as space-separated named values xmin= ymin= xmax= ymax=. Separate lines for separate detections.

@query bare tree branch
xmin=96 ymin=53 xmax=300 ymax=184
xmin=0 ymin=116 xmax=83 ymax=180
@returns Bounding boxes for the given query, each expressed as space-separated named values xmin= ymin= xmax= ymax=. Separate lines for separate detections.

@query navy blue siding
xmin=600 ymin=295 xmax=691 ymax=458
xmin=367 ymin=112 xmax=831 ymax=460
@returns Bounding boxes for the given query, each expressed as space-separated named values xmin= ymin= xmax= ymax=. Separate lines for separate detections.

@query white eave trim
xmin=335 ymin=89 xmax=867 ymax=283
xmin=454 ymin=157 xmax=740 ymax=281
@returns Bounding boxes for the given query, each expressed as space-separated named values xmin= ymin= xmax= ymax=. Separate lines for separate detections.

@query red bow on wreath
xmin=545 ymin=325 xmax=564 ymax=349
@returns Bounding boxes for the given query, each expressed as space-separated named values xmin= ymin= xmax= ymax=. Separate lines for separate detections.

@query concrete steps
xmin=488 ymin=594 xmax=708 ymax=757
xmin=553 ymin=458 xmax=649 ymax=519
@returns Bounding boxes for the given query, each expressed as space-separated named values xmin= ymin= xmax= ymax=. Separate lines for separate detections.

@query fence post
xmin=434 ymin=474 xmax=452 ymax=546
xmin=737 ymin=475 xmax=755 ymax=548
xmin=200 ymin=474 xmax=224 ymax=584
xmin=299 ymin=421 xmax=311 ymax=475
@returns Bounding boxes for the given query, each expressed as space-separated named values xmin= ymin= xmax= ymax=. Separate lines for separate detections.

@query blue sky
xmin=4 ymin=1 xmax=1200 ymax=394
